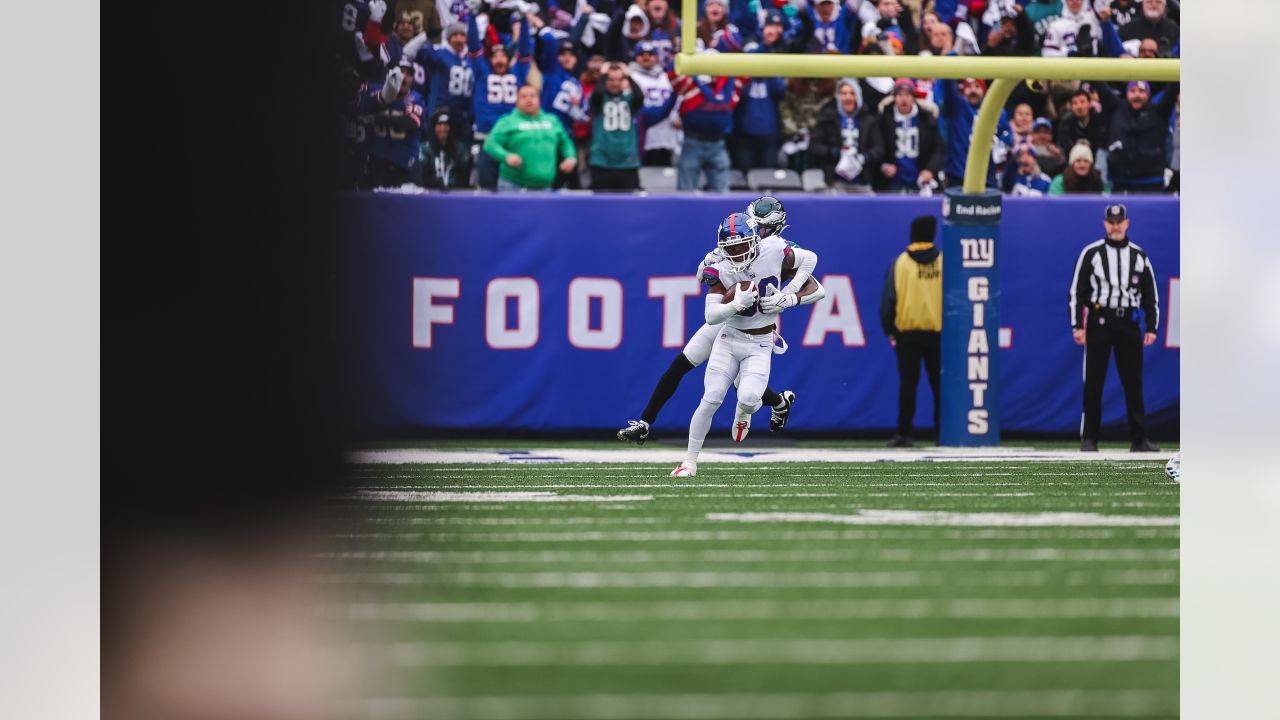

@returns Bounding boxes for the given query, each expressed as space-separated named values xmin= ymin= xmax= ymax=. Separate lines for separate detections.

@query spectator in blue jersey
xmin=532 ymin=19 xmax=589 ymax=185
xmin=413 ymin=22 xmax=477 ymax=141
xmin=810 ymin=79 xmax=884 ymax=192
xmin=803 ymin=0 xmax=856 ymax=54
xmin=642 ymin=0 xmax=681 ymax=71
xmin=671 ymin=47 xmax=744 ymax=191
xmin=421 ymin=108 xmax=475 ymax=188
xmin=628 ymin=40 xmax=681 ymax=167
xmin=1002 ymin=147 xmax=1052 ymax=196
xmin=359 ymin=64 xmax=427 ymax=187
xmin=1096 ymin=79 xmax=1178 ymax=193
xmin=732 ymin=34 xmax=787 ymax=172
xmin=470 ymin=12 xmax=533 ymax=189
xmin=937 ymin=75 xmax=1012 ymax=189
xmin=876 ymin=78 xmax=944 ymax=194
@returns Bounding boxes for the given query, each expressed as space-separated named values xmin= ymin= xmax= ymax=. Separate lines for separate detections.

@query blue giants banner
xmin=940 ymin=189 xmax=1002 ymax=446
xmin=339 ymin=193 xmax=1180 ymax=436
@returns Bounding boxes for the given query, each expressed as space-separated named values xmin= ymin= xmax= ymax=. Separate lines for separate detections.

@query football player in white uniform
xmin=617 ymin=196 xmax=814 ymax=444
xmin=671 ymin=211 xmax=826 ymax=477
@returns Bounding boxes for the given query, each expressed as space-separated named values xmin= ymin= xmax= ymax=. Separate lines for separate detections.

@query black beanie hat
xmin=910 ymin=215 xmax=937 ymax=244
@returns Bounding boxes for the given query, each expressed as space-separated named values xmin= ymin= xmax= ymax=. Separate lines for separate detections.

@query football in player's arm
xmin=616 ymin=197 xmax=807 ymax=446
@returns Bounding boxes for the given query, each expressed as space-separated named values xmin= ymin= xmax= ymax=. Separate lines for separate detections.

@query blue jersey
xmin=805 ymin=5 xmax=854 ymax=53
xmin=536 ymin=28 xmax=589 ymax=132
xmin=470 ymin=15 xmax=533 ymax=135
xmin=837 ymin=109 xmax=870 ymax=184
xmin=891 ymin=107 xmax=921 ymax=187
xmin=938 ymin=77 xmax=1011 ymax=187
xmin=359 ymin=85 xmax=426 ymax=169
xmin=416 ymin=41 xmax=477 ymax=120
xmin=736 ymin=58 xmax=785 ymax=138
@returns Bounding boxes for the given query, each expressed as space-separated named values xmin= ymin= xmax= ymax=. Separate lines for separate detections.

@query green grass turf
xmin=356 ymin=438 xmax=1180 ymax=451
xmin=327 ymin=461 xmax=1178 ymax=719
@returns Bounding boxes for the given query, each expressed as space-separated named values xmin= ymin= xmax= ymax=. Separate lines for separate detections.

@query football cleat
xmin=1164 ymin=452 xmax=1180 ymax=483
xmin=671 ymin=462 xmax=697 ymax=477
xmin=731 ymin=409 xmax=752 ymax=442
xmin=616 ymin=420 xmax=650 ymax=445
xmin=770 ymin=390 xmax=795 ymax=432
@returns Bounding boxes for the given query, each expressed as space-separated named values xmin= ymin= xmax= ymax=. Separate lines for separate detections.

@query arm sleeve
xmin=862 ymin=115 xmax=887 ymax=167
xmin=639 ymin=85 xmax=679 ymax=124
xmin=604 ymin=9 xmax=626 ymax=61
xmin=879 ymin=261 xmax=898 ymax=337
xmin=557 ymin=117 xmax=577 ymax=158
xmin=1140 ymin=255 xmax=1159 ymax=332
xmin=1153 ymin=82 xmax=1180 ymax=119
xmin=628 ymin=85 xmax=644 ymax=113
xmin=1014 ymin=10 xmax=1036 ymax=55
xmin=782 ymin=246 xmax=817 ymax=294
xmin=937 ymin=78 xmax=962 ymax=117
xmin=1099 ymin=20 xmax=1125 ymax=57
xmin=796 ymin=277 xmax=825 ymax=305
xmin=588 ymin=85 xmax=604 ymax=113
xmin=790 ymin=8 xmax=815 ymax=52
xmin=517 ymin=18 xmax=533 ymax=62
xmin=484 ymin=119 xmax=512 ymax=160
xmin=364 ymin=16 xmax=388 ymax=53
xmin=1069 ymin=247 xmax=1092 ymax=329
xmin=705 ymin=291 xmax=742 ymax=325
xmin=467 ymin=13 xmax=484 ymax=57
xmin=535 ymin=27 xmax=557 ymax=70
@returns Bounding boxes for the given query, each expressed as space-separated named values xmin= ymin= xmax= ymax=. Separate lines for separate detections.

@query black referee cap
xmin=1104 ymin=204 xmax=1127 ymax=222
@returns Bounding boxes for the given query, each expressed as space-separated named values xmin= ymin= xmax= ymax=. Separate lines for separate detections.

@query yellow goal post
xmin=674 ymin=0 xmax=1180 ymax=193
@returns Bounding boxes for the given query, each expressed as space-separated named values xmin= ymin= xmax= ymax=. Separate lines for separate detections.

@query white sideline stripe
xmin=360 ymin=689 xmax=1176 ymax=719
xmin=326 ymin=528 xmax=1179 ymax=542
xmin=349 ymin=448 xmax=1170 ymax=465
xmin=338 ymin=597 xmax=1179 ymax=623
xmin=707 ymin=510 xmax=1179 ymax=528
xmin=351 ymin=491 xmax=654 ymax=503
xmin=322 ymin=547 xmax=1179 ymax=564
xmin=362 ymin=636 xmax=1178 ymax=667
xmin=317 ymin=569 xmax=1176 ymax=589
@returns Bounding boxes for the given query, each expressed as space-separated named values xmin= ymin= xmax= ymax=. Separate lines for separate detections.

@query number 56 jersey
xmin=702 ymin=235 xmax=792 ymax=332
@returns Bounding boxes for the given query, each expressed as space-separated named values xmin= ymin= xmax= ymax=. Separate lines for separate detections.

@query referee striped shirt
xmin=1069 ymin=237 xmax=1159 ymax=331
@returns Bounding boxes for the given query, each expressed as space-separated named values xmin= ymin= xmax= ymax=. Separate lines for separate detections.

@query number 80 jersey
xmin=703 ymin=235 xmax=793 ymax=331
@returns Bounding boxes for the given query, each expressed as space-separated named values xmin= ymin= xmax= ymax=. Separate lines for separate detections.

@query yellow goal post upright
xmin=674 ymin=5 xmax=1179 ymax=444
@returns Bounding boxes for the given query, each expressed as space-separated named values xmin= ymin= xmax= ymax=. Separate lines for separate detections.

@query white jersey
xmin=707 ymin=235 xmax=792 ymax=331
xmin=629 ymin=63 xmax=681 ymax=153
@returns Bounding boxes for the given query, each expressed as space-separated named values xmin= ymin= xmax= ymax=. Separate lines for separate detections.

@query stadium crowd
xmin=339 ymin=0 xmax=1180 ymax=194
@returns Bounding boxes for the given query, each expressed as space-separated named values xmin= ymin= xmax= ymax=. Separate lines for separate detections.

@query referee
xmin=1069 ymin=204 xmax=1161 ymax=452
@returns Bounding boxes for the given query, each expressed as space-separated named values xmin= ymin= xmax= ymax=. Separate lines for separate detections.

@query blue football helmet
xmin=717 ymin=212 xmax=759 ymax=271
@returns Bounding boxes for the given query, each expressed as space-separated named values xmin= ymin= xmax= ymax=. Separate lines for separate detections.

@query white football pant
xmin=685 ymin=326 xmax=774 ymax=464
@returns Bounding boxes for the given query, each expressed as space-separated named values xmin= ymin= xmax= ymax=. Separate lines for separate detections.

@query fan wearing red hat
xmin=936 ymin=72 xmax=1011 ymax=189
xmin=876 ymin=78 xmax=944 ymax=194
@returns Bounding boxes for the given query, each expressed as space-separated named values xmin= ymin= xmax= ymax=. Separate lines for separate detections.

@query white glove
xmin=515 ymin=0 xmax=540 ymax=14
xmin=760 ymin=287 xmax=798 ymax=314
xmin=402 ymin=31 xmax=428 ymax=59
xmin=369 ymin=0 xmax=387 ymax=22
xmin=728 ymin=281 xmax=758 ymax=312
xmin=695 ymin=249 xmax=722 ymax=280
xmin=467 ymin=0 xmax=485 ymax=14
xmin=381 ymin=67 xmax=404 ymax=104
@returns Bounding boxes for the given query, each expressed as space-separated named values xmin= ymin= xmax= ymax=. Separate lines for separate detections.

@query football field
xmin=326 ymin=445 xmax=1179 ymax=719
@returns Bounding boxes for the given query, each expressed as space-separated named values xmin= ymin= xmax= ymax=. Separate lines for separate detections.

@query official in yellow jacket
xmin=879 ymin=215 xmax=943 ymax=447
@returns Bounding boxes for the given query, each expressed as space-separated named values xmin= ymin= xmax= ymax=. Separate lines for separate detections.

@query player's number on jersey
xmin=841 ymin=126 xmax=859 ymax=151
xmin=487 ymin=74 xmax=518 ymax=104
xmin=895 ymin=126 xmax=919 ymax=158
xmin=341 ymin=3 xmax=359 ymax=31
xmin=739 ymin=275 xmax=779 ymax=317
xmin=448 ymin=66 xmax=474 ymax=97
xmin=748 ymin=81 xmax=769 ymax=99
xmin=815 ymin=26 xmax=836 ymax=49
xmin=602 ymin=102 xmax=632 ymax=132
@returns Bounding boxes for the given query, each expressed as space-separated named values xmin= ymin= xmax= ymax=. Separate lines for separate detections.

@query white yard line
xmin=337 ymin=596 xmax=1178 ymax=623
xmin=359 ymin=635 xmax=1177 ymax=668
xmin=321 ymin=547 xmax=1178 ymax=564
xmin=350 ymin=491 xmax=654 ymax=503
xmin=326 ymin=528 xmax=1178 ymax=542
xmin=349 ymin=448 xmax=1170 ymax=465
xmin=359 ymin=689 xmax=1176 ymax=719
xmin=707 ymin=510 xmax=1179 ymax=528
xmin=317 ymin=568 xmax=1175 ymax=589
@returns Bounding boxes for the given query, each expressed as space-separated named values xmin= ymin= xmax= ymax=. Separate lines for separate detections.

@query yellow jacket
xmin=879 ymin=242 xmax=942 ymax=335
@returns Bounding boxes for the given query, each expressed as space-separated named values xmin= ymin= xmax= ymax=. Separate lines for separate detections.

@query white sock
xmin=686 ymin=399 xmax=719 ymax=464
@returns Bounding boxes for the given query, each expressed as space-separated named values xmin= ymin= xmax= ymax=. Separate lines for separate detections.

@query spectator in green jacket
xmin=483 ymin=85 xmax=578 ymax=191
xmin=1049 ymin=141 xmax=1112 ymax=195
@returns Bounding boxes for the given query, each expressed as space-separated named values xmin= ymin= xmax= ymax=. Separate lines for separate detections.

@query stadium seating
xmin=802 ymin=168 xmax=828 ymax=193
xmin=728 ymin=169 xmax=751 ymax=191
xmin=639 ymin=166 xmax=678 ymax=192
xmin=748 ymin=168 xmax=804 ymax=193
